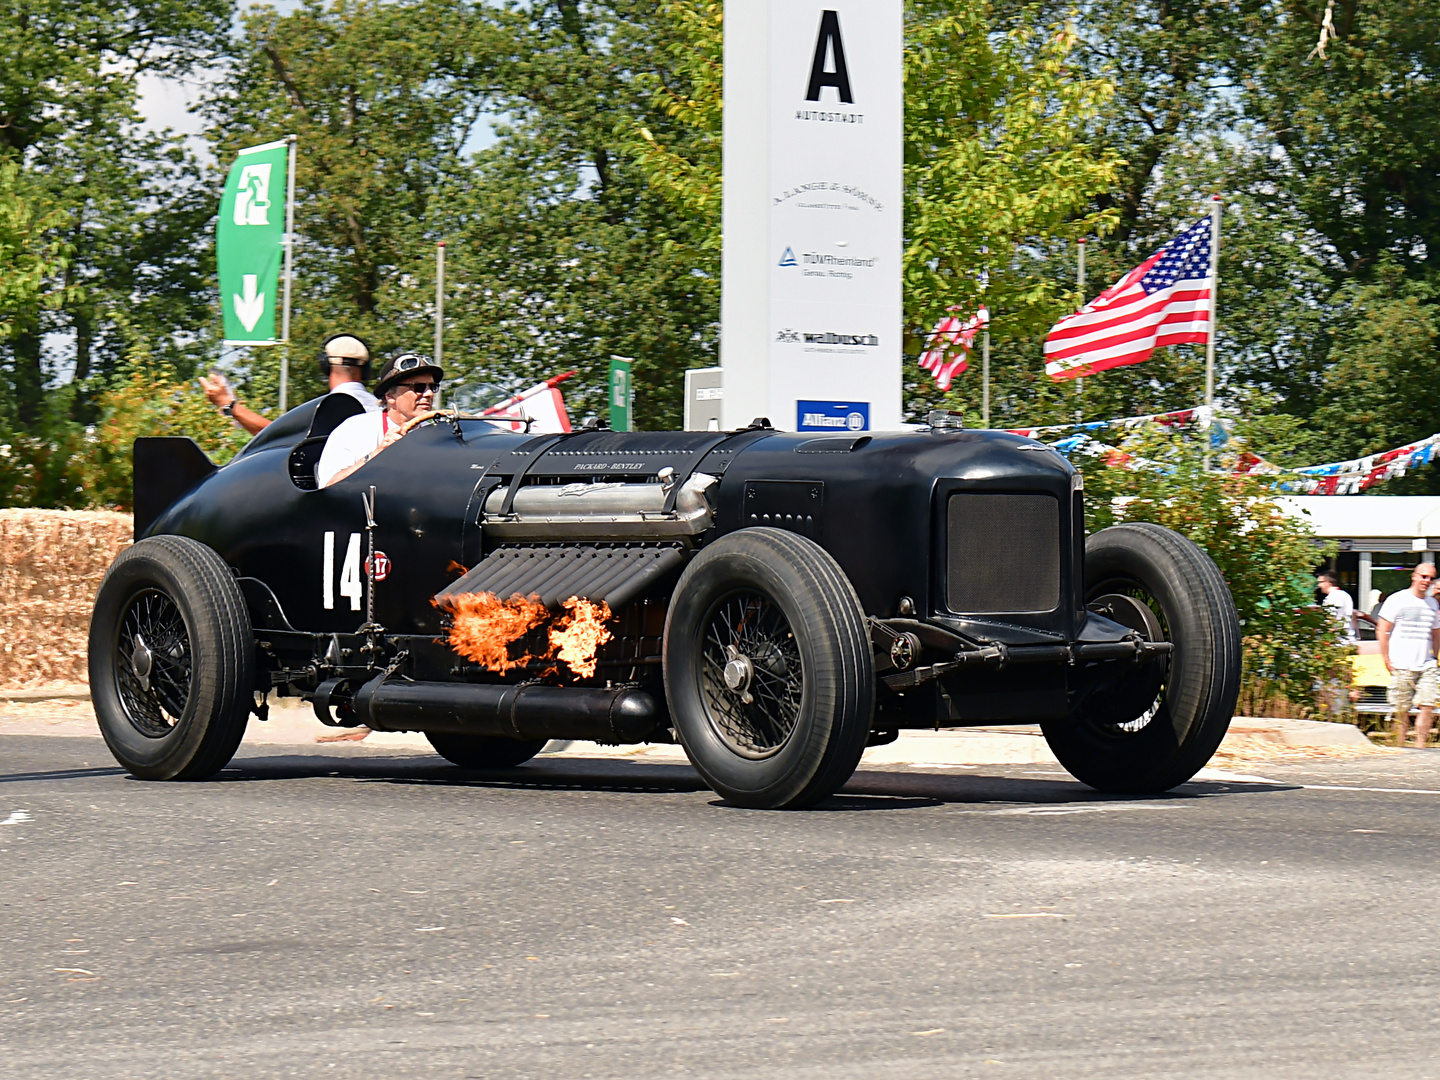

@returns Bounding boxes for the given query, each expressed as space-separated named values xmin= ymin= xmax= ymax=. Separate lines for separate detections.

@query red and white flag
xmin=1044 ymin=216 xmax=1214 ymax=381
xmin=480 ymin=371 xmax=574 ymax=433
xmin=918 ymin=306 xmax=989 ymax=391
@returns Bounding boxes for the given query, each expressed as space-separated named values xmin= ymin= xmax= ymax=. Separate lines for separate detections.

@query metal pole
xmin=279 ymin=133 xmax=298 ymax=413
xmin=1203 ymin=194 xmax=1221 ymax=470
xmin=1076 ymin=238 xmax=1086 ymax=420
xmin=981 ymin=331 xmax=990 ymax=428
xmin=434 ymin=242 xmax=445 ymax=366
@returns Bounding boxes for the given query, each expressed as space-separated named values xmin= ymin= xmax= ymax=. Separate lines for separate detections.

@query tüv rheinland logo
xmin=797 ymin=400 xmax=869 ymax=432
xmin=778 ymin=246 xmax=798 ymax=267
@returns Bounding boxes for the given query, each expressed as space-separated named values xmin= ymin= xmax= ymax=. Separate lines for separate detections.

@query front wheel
xmin=1042 ymin=523 xmax=1240 ymax=793
xmin=663 ymin=528 xmax=874 ymax=809
xmin=89 ymin=536 xmax=256 ymax=780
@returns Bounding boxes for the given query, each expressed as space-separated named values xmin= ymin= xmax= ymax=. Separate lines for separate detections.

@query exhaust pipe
xmin=353 ymin=678 xmax=661 ymax=743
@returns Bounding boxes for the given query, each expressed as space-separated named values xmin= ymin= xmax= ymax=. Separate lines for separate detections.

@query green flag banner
xmin=609 ymin=356 xmax=633 ymax=432
xmin=217 ymin=139 xmax=289 ymax=344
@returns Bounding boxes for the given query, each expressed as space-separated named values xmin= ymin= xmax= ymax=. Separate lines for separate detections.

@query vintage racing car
xmin=89 ymin=396 xmax=1241 ymax=808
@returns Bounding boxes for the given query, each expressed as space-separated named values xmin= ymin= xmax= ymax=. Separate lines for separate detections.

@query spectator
xmin=1317 ymin=572 xmax=1359 ymax=645
xmin=1376 ymin=563 xmax=1440 ymax=748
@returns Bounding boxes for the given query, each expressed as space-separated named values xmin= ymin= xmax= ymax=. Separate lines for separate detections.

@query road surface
xmin=3 ymin=734 xmax=1439 ymax=1079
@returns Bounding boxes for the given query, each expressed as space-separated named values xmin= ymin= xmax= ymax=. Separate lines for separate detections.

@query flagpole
xmin=982 ymin=331 xmax=990 ymax=427
xmin=1203 ymin=193 xmax=1221 ymax=470
xmin=434 ymin=240 xmax=445 ymax=370
xmin=1076 ymin=238 xmax=1086 ymax=421
xmin=278 ymin=133 xmax=298 ymax=413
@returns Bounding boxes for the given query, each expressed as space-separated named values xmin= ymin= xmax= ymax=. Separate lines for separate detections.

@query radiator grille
xmin=947 ymin=493 xmax=1061 ymax=613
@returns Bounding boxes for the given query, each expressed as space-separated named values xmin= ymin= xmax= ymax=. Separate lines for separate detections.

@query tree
xmin=0 ymin=161 xmax=68 ymax=341
xmin=436 ymin=0 xmax=723 ymax=427
xmin=0 ymin=0 xmax=232 ymax=430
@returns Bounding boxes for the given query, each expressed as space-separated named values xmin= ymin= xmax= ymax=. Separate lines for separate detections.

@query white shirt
xmin=329 ymin=380 xmax=380 ymax=412
xmin=1377 ymin=590 xmax=1440 ymax=670
xmin=316 ymin=411 xmax=390 ymax=488
xmin=1322 ymin=588 xmax=1357 ymax=645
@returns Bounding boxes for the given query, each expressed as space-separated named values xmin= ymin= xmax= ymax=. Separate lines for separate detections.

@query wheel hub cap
xmin=722 ymin=645 xmax=755 ymax=705
xmin=131 ymin=634 xmax=154 ymax=693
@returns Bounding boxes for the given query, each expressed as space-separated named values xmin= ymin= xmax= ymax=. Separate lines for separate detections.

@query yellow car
xmin=1350 ymin=646 xmax=1391 ymax=716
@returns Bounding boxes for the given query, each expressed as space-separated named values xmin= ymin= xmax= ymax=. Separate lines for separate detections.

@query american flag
xmin=1045 ymin=216 xmax=1214 ymax=381
xmin=918 ymin=306 xmax=989 ymax=391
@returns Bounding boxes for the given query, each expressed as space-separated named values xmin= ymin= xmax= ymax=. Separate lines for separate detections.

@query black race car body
xmin=93 ymin=394 xmax=1240 ymax=808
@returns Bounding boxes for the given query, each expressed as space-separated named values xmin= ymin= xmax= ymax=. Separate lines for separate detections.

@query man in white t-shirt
xmin=317 ymin=352 xmax=442 ymax=488
xmin=1376 ymin=563 xmax=1440 ymax=747
xmin=1317 ymin=572 xmax=1359 ymax=645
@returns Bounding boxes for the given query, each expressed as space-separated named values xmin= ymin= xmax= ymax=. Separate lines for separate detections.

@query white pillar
xmin=1359 ymin=551 xmax=1373 ymax=615
xmin=720 ymin=0 xmax=903 ymax=432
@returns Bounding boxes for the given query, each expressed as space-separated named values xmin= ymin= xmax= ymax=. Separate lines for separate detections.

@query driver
xmin=317 ymin=353 xmax=443 ymax=488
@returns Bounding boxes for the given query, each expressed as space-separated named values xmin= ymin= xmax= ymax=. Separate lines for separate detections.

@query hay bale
xmin=0 ymin=509 xmax=132 ymax=689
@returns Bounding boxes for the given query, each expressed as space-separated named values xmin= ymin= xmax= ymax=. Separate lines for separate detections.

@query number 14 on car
xmin=323 ymin=531 xmax=363 ymax=611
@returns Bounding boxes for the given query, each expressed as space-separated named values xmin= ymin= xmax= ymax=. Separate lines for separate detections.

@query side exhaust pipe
xmin=353 ymin=678 xmax=661 ymax=743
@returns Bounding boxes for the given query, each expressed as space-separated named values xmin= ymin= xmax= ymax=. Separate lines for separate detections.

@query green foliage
xmin=1080 ymin=429 xmax=1347 ymax=714
xmin=0 ymin=160 xmax=70 ymax=340
xmin=0 ymin=0 xmax=231 ymax=431
xmin=902 ymin=4 xmax=1120 ymax=342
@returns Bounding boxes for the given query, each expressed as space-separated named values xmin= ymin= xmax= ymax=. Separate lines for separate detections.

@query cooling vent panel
xmin=946 ymin=493 xmax=1061 ymax=614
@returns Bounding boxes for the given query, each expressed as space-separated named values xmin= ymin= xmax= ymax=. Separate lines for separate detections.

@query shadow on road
xmin=0 ymin=738 xmax=1299 ymax=809
xmin=191 ymin=749 xmax=1298 ymax=810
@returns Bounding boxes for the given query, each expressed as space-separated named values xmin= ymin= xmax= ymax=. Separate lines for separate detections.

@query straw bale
xmin=0 ymin=509 xmax=133 ymax=689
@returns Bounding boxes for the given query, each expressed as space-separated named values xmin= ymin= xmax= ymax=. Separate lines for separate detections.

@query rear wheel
xmin=89 ymin=536 xmax=255 ymax=780
xmin=1042 ymin=523 xmax=1240 ymax=792
xmin=663 ymin=528 xmax=874 ymax=809
xmin=425 ymin=733 xmax=548 ymax=770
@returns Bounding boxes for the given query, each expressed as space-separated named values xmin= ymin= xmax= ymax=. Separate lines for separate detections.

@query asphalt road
xmin=4 ymin=735 xmax=1440 ymax=1080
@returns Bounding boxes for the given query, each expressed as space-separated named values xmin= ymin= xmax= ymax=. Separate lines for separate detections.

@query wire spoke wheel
xmin=90 ymin=535 xmax=254 ymax=781
xmin=115 ymin=589 xmax=194 ymax=737
xmin=699 ymin=591 xmax=804 ymax=759
xmin=1085 ymin=580 xmax=1172 ymax=736
xmin=664 ymin=528 xmax=874 ymax=809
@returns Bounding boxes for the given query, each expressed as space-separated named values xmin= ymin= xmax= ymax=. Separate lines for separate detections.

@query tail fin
xmin=133 ymin=437 xmax=217 ymax=539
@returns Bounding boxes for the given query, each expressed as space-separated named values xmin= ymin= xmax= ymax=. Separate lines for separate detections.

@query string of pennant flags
xmin=1012 ymin=403 xmax=1440 ymax=495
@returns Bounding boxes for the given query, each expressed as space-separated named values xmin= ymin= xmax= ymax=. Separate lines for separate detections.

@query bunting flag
xmin=1007 ymin=405 xmax=1207 ymax=440
xmin=1237 ymin=433 xmax=1440 ymax=495
xmin=918 ymin=306 xmax=988 ymax=391
xmin=1044 ymin=216 xmax=1214 ymax=381
xmin=479 ymin=371 xmax=575 ymax=433
xmin=1023 ymin=402 xmax=1440 ymax=496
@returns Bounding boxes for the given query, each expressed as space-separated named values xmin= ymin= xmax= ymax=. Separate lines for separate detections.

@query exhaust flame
xmin=439 ymin=592 xmax=614 ymax=678
xmin=440 ymin=592 xmax=549 ymax=673
xmin=549 ymin=597 xmax=614 ymax=679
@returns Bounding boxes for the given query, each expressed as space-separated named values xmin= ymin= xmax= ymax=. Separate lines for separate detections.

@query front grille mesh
xmin=947 ymin=493 xmax=1060 ymax=613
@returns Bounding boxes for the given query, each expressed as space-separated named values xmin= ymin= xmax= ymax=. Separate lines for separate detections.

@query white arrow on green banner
xmin=217 ymin=138 xmax=291 ymax=345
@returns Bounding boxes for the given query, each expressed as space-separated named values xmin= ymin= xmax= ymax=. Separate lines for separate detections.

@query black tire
xmin=424 ymin=733 xmax=548 ymax=770
xmin=88 ymin=536 xmax=255 ymax=780
xmin=663 ymin=528 xmax=874 ymax=809
xmin=1041 ymin=522 xmax=1241 ymax=793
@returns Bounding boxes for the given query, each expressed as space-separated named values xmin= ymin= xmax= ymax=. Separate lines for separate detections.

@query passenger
xmin=316 ymin=352 xmax=443 ymax=488
xmin=201 ymin=333 xmax=379 ymax=435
